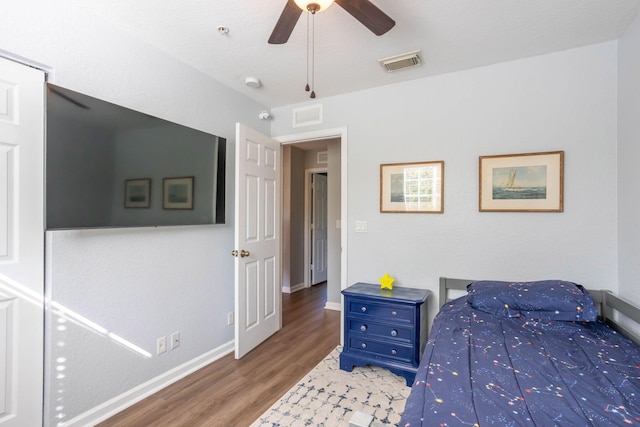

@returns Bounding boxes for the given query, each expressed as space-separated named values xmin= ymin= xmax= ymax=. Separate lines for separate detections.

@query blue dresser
xmin=339 ymin=282 xmax=430 ymax=386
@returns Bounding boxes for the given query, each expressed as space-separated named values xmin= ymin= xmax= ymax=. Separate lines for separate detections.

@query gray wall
xmin=617 ymin=13 xmax=640 ymax=324
xmin=272 ymin=41 xmax=619 ymax=320
xmin=290 ymin=147 xmax=306 ymax=288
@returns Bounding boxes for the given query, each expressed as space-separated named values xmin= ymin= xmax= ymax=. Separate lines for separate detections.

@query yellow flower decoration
xmin=379 ymin=273 xmax=395 ymax=290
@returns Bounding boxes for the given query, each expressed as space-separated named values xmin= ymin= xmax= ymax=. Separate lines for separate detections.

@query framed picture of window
xmin=124 ymin=178 xmax=151 ymax=208
xmin=479 ymin=151 xmax=564 ymax=212
xmin=380 ymin=161 xmax=444 ymax=213
xmin=163 ymin=176 xmax=194 ymax=210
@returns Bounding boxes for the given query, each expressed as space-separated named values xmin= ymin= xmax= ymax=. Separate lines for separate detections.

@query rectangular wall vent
xmin=293 ymin=104 xmax=323 ymax=128
xmin=378 ymin=50 xmax=422 ymax=73
xmin=317 ymin=151 xmax=328 ymax=164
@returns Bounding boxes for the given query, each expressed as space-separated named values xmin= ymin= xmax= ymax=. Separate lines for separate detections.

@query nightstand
xmin=339 ymin=282 xmax=430 ymax=386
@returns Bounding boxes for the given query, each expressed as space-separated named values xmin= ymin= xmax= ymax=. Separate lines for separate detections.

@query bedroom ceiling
xmin=69 ymin=0 xmax=640 ymax=108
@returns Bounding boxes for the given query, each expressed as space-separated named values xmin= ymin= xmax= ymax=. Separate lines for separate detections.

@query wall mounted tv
xmin=45 ymin=84 xmax=226 ymax=230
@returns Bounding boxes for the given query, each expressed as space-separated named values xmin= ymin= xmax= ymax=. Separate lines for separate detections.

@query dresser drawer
xmin=347 ymin=319 xmax=413 ymax=343
xmin=347 ymin=299 xmax=413 ymax=323
xmin=346 ymin=336 xmax=414 ymax=364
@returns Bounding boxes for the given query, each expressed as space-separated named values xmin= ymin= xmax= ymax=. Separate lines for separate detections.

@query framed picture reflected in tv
xmin=163 ymin=177 xmax=194 ymax=210
xmin=45 ymin=84 xmax=226 ymax=230
xmin=124 ymin=178 xmax=151 ymax=208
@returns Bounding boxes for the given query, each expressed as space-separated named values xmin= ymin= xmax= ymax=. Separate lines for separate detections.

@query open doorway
xmin=281 ymin=137 xmax=342 ymax=310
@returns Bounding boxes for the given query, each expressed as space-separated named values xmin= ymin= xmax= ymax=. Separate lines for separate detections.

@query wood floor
xmin=98 ymin=283 xmax=340 ymax=427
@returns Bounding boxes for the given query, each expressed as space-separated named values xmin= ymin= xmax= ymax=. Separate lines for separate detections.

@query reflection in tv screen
xmin=45 ymin=84 xmax=225 ymax=230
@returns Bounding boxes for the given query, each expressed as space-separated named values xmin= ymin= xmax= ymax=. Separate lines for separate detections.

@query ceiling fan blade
xmin=269 ymin=0 xmax=303 ymax=44
xmin=335 ymin=0 xmax=395 ymax=36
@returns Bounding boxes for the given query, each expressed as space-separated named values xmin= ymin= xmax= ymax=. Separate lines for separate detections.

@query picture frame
xmin=124 ymin=178 xmax=151 ymax=208
xmin=479 ymin=151 xmax=564 ymax=212
xmin=380 ymin=161 xmax=444 ymax=213
xmin=163 ymin=177 xmax=194 ymax=210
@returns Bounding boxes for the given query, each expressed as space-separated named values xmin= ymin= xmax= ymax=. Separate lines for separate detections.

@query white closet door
xmin=0 ymin=57 xmax=45 ymax=427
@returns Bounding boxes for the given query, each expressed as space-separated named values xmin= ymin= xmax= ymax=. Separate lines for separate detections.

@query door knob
xmin=240 ymin=250 xmax=250 ymax=258
xmin=231 ymin=250 xmax=238 ymax=257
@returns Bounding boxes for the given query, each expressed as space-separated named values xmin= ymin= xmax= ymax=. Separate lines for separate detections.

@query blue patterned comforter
xmin=400 ymin=297 xmax=640 ymax=426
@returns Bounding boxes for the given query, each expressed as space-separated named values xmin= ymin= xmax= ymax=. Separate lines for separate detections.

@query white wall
xmin=272 ymin=42 xmax=619 ymax=319
xmin=618 ymin=14 xmax=640 ymax=303
xmin=1 ymin=1 xmax=270 ymax=425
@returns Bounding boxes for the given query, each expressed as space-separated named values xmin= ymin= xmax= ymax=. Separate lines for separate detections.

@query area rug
xmin=250 ymin=346 xmax=410 ymax=427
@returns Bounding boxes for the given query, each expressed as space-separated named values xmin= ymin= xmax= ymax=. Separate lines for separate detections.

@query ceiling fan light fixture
xmin=294 ymin=0 xmax=334 ymax=13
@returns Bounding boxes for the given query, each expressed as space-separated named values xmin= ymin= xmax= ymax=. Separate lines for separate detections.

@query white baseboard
xmin=325 ymin=301 xmax=342 ymax=311
xmin=60 ymin=340 xmax=235 ymax=427
xmin=283 ymin=282 xmax=306 ymax=294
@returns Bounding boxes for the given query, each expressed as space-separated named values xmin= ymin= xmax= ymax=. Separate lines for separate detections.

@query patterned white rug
xmin=250 ymin=346 xmax=410 ymax=427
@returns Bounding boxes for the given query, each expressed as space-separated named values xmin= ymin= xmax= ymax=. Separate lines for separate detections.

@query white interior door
xmin=311 ymin=173 xmax=328 ymax=285
xmin=234 ymin=123 xmax=281 ymax=359
xmin=0 ymin=57 xmax=45 ymax=426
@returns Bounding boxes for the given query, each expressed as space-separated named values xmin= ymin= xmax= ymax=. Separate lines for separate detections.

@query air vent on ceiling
xmin=293 ymin=104 xmax=323 ymax=128
xmin=378 ymin=50 xmax=422 ymax=73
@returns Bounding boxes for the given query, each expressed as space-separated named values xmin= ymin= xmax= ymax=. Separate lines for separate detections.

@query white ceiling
xmin=69 ymin=0 xmax=640 ymax=108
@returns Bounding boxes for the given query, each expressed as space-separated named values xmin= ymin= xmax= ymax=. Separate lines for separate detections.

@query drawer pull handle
xmin=361 ymin=342 xmax=367 ymax=349
xmin=390 ymin=329 xmax=398 ymax=337
xmin=361 ymin=306 xmax=367 ymax=313
xmin=391 ymin=310 xmax=397 ymax=316
xmin=360 ymin=325 xmax=367 ymax=332
xmin=391 ymin=349 xmax=397 ymax=355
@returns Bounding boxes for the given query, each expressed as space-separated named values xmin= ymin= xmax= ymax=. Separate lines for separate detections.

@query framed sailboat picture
xmin=479 ymin=151 xmax=564 ymax=212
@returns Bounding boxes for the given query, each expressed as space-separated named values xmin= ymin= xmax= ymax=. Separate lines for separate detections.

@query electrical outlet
xmin=227 ymin=312 xmax=234 ymax=325
xmin=170 ymin=331 xmax=180 ymax=350
xmin=157 ymin=336 xmax=167 ymax=355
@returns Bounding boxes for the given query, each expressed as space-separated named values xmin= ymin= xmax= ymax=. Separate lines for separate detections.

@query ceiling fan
xmin=268 ymin=0 xmax=395 ymax=44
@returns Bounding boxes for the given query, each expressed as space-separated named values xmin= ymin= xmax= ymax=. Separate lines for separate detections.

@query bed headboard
xmin=438 ymin=277 xmax=640 ymax=345
xmin=438 ymin=277 xmax=473 ymax=307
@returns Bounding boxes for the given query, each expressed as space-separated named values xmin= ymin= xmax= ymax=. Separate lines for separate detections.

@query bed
xmin=399 ymin=277 xmax=640 ymax=426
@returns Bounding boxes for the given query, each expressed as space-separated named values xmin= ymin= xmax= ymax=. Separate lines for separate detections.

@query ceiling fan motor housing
xmin=295 ymin=0 xmax=335 ymax=13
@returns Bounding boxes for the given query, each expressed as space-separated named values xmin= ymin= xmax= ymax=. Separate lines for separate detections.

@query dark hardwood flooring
xmin=97 ymin=283 xmax=340 ymax=427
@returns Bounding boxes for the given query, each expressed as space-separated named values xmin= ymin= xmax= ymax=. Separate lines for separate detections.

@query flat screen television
xmin=45 ymin=84 xmax=226 ymax=230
